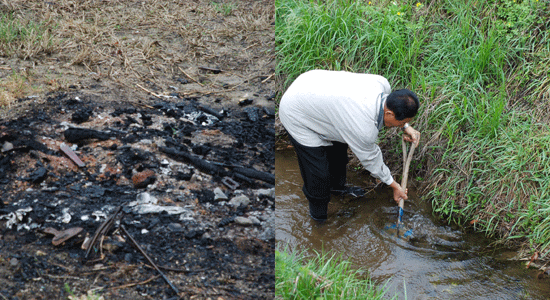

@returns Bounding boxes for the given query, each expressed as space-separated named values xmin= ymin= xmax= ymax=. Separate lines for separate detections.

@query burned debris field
xmin=0 ymin=91 xmax=275 ymax=299
xmin=0 ymin=0 xmax=275 ymax=298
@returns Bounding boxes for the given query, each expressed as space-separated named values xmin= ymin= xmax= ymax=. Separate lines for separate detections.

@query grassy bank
xmin=276 ymin=245 xmax=396 ymax=299
xmin=275 ymin=0 xmax=550 ymax=255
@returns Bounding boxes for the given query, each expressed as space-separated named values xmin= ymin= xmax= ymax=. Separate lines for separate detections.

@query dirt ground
xmin=1 ymin=1 xmax=275 ymax=299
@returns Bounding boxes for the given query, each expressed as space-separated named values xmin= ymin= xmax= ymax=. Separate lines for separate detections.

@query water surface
xmin=276 ymin=149 xmax=550 ymax=299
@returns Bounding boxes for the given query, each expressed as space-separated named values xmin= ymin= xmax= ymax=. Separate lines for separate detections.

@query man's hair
xmin=386 ymin=89 xmax=420 ymax=120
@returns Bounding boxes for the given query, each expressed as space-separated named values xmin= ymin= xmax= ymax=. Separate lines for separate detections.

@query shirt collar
xmin=376 ymin=93 xmax=387 ymax=130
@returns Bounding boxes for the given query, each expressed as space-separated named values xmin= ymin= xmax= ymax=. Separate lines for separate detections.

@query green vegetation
xmin=276 ymin=246 xmax=395 ymax=299
xmin=212 ymin=2 xmax=235 ymax=16
xmin=64 ymin=283 xmax=104 ymax=300
xmin=276 ymin=0 xmax=550 ymax=254
xmin=0 ymin=11 xmax=56 ymax=58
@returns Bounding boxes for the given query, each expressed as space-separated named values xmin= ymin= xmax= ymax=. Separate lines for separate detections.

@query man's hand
xmin=403 ymin=125 xmax=420 ymax=146
xmin=389 ymin=181 xmax=407 ymax=204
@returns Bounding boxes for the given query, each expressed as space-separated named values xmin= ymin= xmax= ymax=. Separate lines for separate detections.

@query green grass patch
xmin=0 ymin=11 xmax=57 ymax=58
xmin=276 ymin=0 xmax=550 ymax=254
xmin=212 ymin=1 xmax=235 ymax=16
xmin=276 ymin=245 xmax=396 ymax=299
xmin=65 ymin=283 xmax=103 ymax=300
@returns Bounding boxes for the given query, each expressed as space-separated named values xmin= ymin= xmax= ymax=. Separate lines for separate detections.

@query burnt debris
xmin=64 ymin=127 xmax=113 ymax=143
xmin=160 ymin=146 xmax=228 ymax=177
xmin=0 ymin=92 xmax=275 ymax=299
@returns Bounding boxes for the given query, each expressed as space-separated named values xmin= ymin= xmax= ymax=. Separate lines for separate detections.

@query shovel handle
xmin=401 ymin=139 xmax=416 ymax=191
xmin=399 ymin=139 xmax=416 ymax=212
xmin=397 ymin=139 xmax=416 ymax=233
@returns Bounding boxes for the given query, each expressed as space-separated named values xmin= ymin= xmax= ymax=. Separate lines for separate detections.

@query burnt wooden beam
xmin=160 ymin=146 xmax=274 ymax=184
xmin=233 ymin=167 xmax=274 ymax=185
xmin=64 ymin=128 xmax=112 ymax=143
xmin=207 ymin=161 xmax=274 ymax=184
xmin=159 ymin=146 xmax=228 ymax=176
xmin=198 ymin=104 xmax=224 ymax=119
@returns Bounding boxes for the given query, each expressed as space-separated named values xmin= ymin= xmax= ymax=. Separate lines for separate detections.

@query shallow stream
xmin=276 ymin=149 xmax=550 ymax=299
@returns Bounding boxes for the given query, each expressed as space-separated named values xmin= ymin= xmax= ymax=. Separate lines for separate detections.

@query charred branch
xmin=85 ymin=206 xmax=124 ymax=259
xmin=120 ymin=225 xmax=180 ymax=295
xmin=64 ymin=128 xmax=113 ymax=143
xmin=159 ymin=146 xmax=228 ymax=176
xmin=233 ymin=167 xmax=275 ymax=185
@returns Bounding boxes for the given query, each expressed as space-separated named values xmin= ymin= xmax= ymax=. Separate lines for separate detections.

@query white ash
xmin=0 ymin=207 xmax=33 ymax=229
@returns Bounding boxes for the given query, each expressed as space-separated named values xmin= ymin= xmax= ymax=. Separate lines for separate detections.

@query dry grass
xmin=0 ymin=0 xmax=275 ymax=112
xmin=0 ymin=89 xmax=15 ymax=107
xmin=0 ymin=69 xmax=38 ymax=108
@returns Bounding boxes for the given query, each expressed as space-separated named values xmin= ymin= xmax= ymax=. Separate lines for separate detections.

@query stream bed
xmin=276 ymin=149 xmax=550 ymax=299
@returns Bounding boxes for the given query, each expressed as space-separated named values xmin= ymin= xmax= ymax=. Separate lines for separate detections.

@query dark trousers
xmin=288 ymin=135 xmax=349 ymax=220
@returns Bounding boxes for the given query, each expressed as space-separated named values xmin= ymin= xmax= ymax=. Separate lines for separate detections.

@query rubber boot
xmin=308 ymin=198 xmax=329 ymax=222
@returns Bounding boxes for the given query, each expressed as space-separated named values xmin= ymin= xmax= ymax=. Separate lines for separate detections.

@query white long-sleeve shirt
xmin=279 ymin=69 xmax=394 ymax=185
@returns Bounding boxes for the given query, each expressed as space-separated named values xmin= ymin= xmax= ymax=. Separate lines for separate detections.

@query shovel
xmin=384 ymin=139 xmax=416 ymax=238
xmin=397 ymin=138 xmax=416 ymax=236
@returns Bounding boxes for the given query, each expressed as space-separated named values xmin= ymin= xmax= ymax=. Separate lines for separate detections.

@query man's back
xmin=279 ymin=69 xmax=391 ymax=147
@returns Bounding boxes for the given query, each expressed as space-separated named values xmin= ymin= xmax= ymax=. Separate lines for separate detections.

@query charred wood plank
xmin=198 ymin=104 xmax=224 ymax=119
xmin=160 ymin=147 xmax=274 ymax=184
xmin=159 ymin=146 xmax=228 ymax=176
xmin=233 ymin=167 xmax=274 ymax=185
xmin=207 ymin=161 xmax=275 ymax=185
xmin=60 ymin=144 xmax=86 ymax=167
xmin=64 ymin=128 xmax=112 ymax=143
xmin=233 ymin=173 xmax=253 ymax=184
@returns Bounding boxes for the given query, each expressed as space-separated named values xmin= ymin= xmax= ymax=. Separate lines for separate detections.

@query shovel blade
xmin=383 ymin=223 xmax=413 ymax=239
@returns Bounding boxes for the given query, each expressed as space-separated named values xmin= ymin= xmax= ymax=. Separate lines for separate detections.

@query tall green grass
xmin=276 ymin=245 xmax=396 ymax=299
xmin=276 ymin=0 xmax=550 ymax=254
xmin=276 ymin=0 xmax=428 ymax=88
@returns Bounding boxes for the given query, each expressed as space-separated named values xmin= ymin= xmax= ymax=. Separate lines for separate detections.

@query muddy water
xmin=276 ymin=149 xmax=550 ymax=299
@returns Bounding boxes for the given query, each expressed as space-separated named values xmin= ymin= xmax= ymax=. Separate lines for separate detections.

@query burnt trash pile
xmin=0 ymin=92 xmax=275 ymax=299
